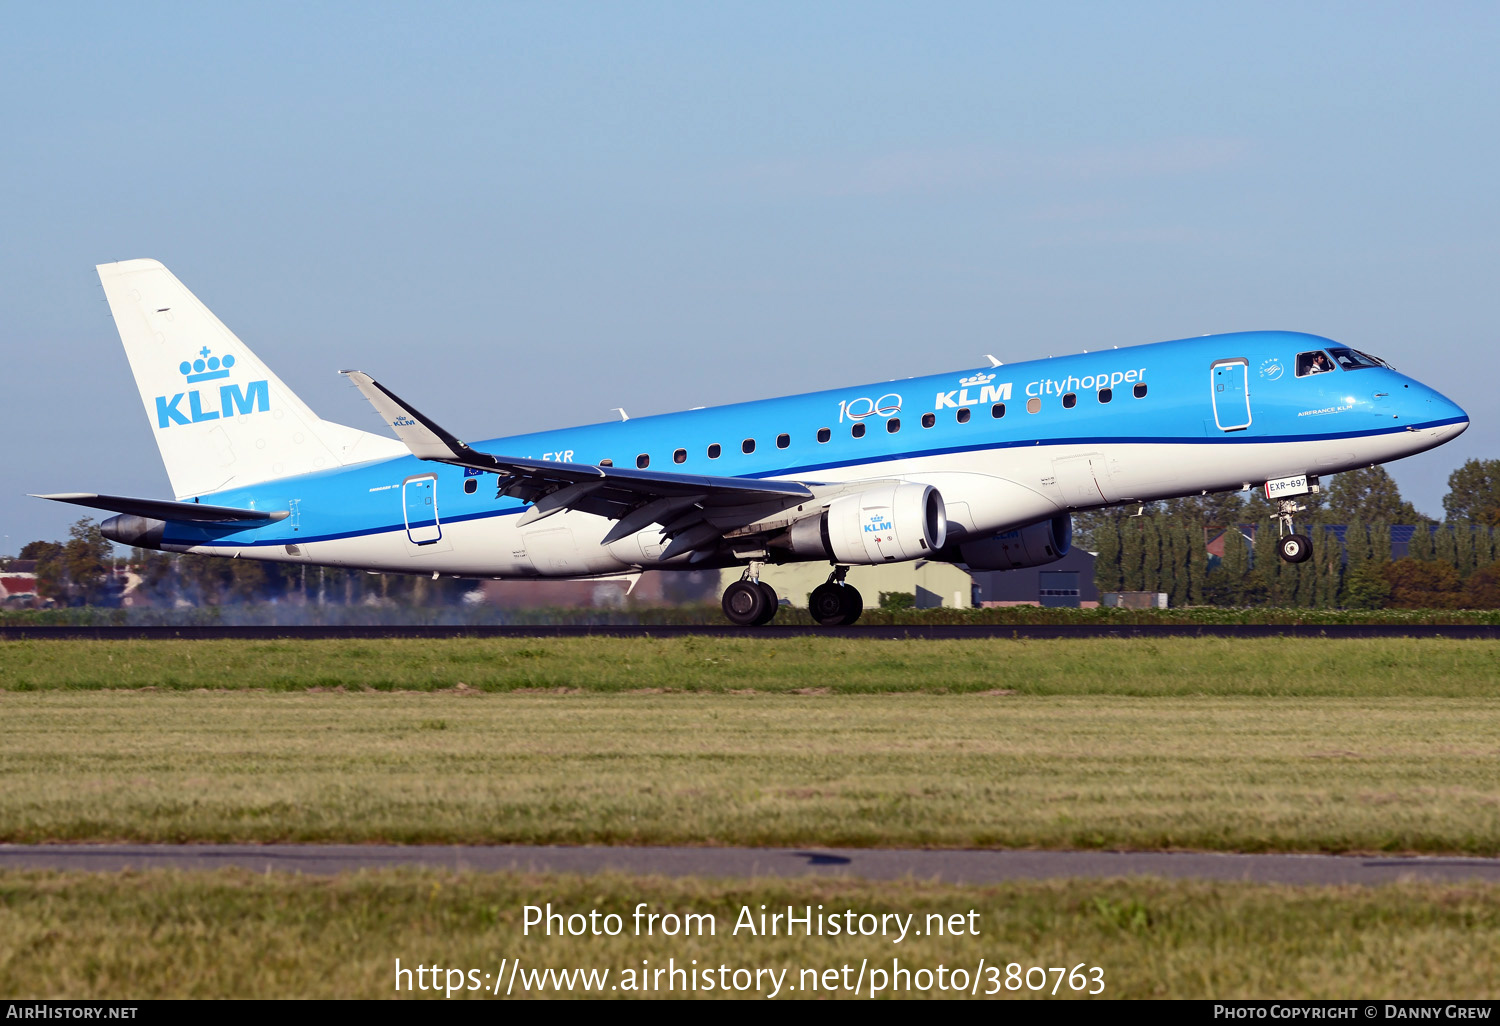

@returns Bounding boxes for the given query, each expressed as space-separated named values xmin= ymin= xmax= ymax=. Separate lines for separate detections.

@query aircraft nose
xmin=1415 ymin=385 xmax=1468 ymax=440
xmin=1429 ymin=389 xmax=1467 ymax=426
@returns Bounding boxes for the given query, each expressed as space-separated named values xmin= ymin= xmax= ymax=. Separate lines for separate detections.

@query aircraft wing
xmin=342 ymin=371 xmax=815 ymax=559
xmin=33 ymin=493 xmax=289 ymax=523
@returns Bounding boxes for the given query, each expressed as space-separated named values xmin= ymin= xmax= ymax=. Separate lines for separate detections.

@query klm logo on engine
xmin=154 ymin=347 xmax=270 ymax=428
xmin=935 ymin=372 xmax=1012 ymax=409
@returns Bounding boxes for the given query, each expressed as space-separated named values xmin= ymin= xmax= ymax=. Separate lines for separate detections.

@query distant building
xmin=971 ymin=547 xmax=1099 ymax=608
xmin=1 ymin=569 xmax=40 ymax=607
xmin=479 ymin=545 xmax=1092 ymax=611
xmin=480 ymin=569 xmax=720 ymax=609
xmin=115 ymin=569 xmax=148 ymax=608
xmin=722 ymin=560 xmax=976 ymax=609
xmin=1101 ymin=591 xmax=1169 ymax=609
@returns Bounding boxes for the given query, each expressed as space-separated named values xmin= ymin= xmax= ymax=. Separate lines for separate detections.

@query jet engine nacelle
xmin=953 ymin=514 xmax=1071 ymax=570
xmin=783 ymin=483 xmax=947 ymax=564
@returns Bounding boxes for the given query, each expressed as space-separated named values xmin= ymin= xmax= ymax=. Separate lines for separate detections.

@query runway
xmin=3 ymin=624 xmax=1500 ymax=640
xmin=4 ymin=844 xmax=1500 ymax=885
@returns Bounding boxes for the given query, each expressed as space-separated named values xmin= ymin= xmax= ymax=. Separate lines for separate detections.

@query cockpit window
xmin=1328 ymin=347 xmax=1387 ymax=371
xmin=1296 ymin=350 xmax=1335 ymax=377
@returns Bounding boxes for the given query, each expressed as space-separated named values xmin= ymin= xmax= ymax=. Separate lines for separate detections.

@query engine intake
xmin=781 ymin=483 xmax=947 ymax=564
xmin=949 ymin=514 xmax=1071 ymax=570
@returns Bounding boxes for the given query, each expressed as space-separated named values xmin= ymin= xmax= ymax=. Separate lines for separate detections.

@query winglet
xmin=341 ymin=370 xmax=487 ymax=465
xmin=341 ymin=371 xmax=615 ymax=484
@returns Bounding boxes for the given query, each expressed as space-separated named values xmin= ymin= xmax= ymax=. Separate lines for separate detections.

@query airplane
xmin=36 ymin=259 xmax=1469 ymax=625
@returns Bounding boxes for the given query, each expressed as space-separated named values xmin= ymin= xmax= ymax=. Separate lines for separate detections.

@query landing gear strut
xmin=1272 ymin=498 xmax=1313 ymax=564
xmin=722 ymin=561 xmax=780 ymax=626
xmin=809 ymin=566 xmax=863 ymax=626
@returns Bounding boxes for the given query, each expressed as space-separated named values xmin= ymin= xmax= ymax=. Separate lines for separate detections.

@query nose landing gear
xmin=808 ymin=565 xmax=863 ymax=626
xmin=1272 ymin=498 xmax=1313 ymax=564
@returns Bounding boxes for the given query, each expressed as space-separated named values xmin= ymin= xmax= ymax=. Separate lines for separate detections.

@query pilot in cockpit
xmin=1297 ymin=351 xmax=1334 ymax=376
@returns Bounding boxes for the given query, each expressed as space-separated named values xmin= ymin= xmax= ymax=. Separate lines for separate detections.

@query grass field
xmin=4 ymin=638 xmax=1499 ymax=1000
xmin=2 ymin=870 xmax=1499 ymax=999
xmin=3 ymin=638 xmax=1499 ymax=851
xmin=1 ymin=636 xmax=1499 ymax=696
xmin=4 ymin=690 xmax=1499 ymax=851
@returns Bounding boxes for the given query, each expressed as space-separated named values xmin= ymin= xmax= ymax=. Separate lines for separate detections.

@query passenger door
xmin=1210 ymin=358 xmax=1252 ymax=431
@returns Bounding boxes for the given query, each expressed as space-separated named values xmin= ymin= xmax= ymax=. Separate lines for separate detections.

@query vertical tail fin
xmin=97 ymin=259 xmax=404 ymax=498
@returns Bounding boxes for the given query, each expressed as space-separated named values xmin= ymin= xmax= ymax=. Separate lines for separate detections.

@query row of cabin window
xmin=617 ymin=383 xmax=1147 ymax=469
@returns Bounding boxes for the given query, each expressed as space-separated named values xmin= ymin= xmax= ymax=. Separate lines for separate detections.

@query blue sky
xmin=3 ymin=2 xmax=1496 ymax=548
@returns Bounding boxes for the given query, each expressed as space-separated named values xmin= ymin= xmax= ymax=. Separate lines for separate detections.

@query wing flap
xmin=342 ymin=370 xmax=811 ymax=502
xmin=342 ymin=370 xmax=815 ymax=556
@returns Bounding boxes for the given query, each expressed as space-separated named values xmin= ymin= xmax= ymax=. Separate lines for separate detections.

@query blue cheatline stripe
xmin=194 ymin=415 xmax=1467 ymax=550
xmin=748 ymin=416 xmax=1468 ymax=481
xmin=224 ymin=506 xmax=526 ymax=548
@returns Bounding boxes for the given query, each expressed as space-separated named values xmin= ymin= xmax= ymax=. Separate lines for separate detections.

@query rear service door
xmin=1210 ymin=358 xmax=1252 ymax=431
xmin=402 ymin=473 xmax=442 ymax=545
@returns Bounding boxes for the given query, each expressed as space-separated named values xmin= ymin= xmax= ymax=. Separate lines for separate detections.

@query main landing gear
xmin=808 ymin=566 xmax=863 ymax=627
xmin=719 ymin=564 xmax=866 ymax=626
xmin=1272 ymin=498 xmax=1313 ymax=564
xmin=722 ymin=562 xmax=780 ymax=626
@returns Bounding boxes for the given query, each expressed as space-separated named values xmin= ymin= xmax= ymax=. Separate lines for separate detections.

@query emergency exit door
xmin=1210 ymin=358 xmax=1252 ymax=431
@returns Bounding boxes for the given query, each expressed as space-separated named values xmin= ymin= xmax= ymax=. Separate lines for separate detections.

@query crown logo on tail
xmin=179 ymin=346 xmax=236 ymax=384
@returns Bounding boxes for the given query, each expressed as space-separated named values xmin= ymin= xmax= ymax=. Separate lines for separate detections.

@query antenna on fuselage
xmin=984 ymin=354 xmax=1002 ymax=367
xmin=611 ymin=408 xmax=630 ymax=421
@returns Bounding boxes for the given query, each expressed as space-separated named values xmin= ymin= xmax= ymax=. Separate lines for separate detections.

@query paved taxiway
xmin=4 ymin=845 xmax=1500 ymax=885
xmin=4 ymin=624 xmax=1500 ymax=639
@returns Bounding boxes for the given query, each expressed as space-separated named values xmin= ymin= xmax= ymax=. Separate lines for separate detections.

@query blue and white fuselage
xmin=41 ymin=260 xmax=1469 ymax=625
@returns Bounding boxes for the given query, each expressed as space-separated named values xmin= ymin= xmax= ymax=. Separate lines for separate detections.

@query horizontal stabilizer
xmin=33 ymin=493 xmax=288 ymax=523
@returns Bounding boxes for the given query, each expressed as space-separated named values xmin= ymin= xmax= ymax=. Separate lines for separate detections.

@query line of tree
xmin=13 ymin=519 xmax=116 ymax=606
xmin=12 ymin=518 xmax=474 ymax=608
xmin=1078 ymin=460 xmax=1500 ymax=609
